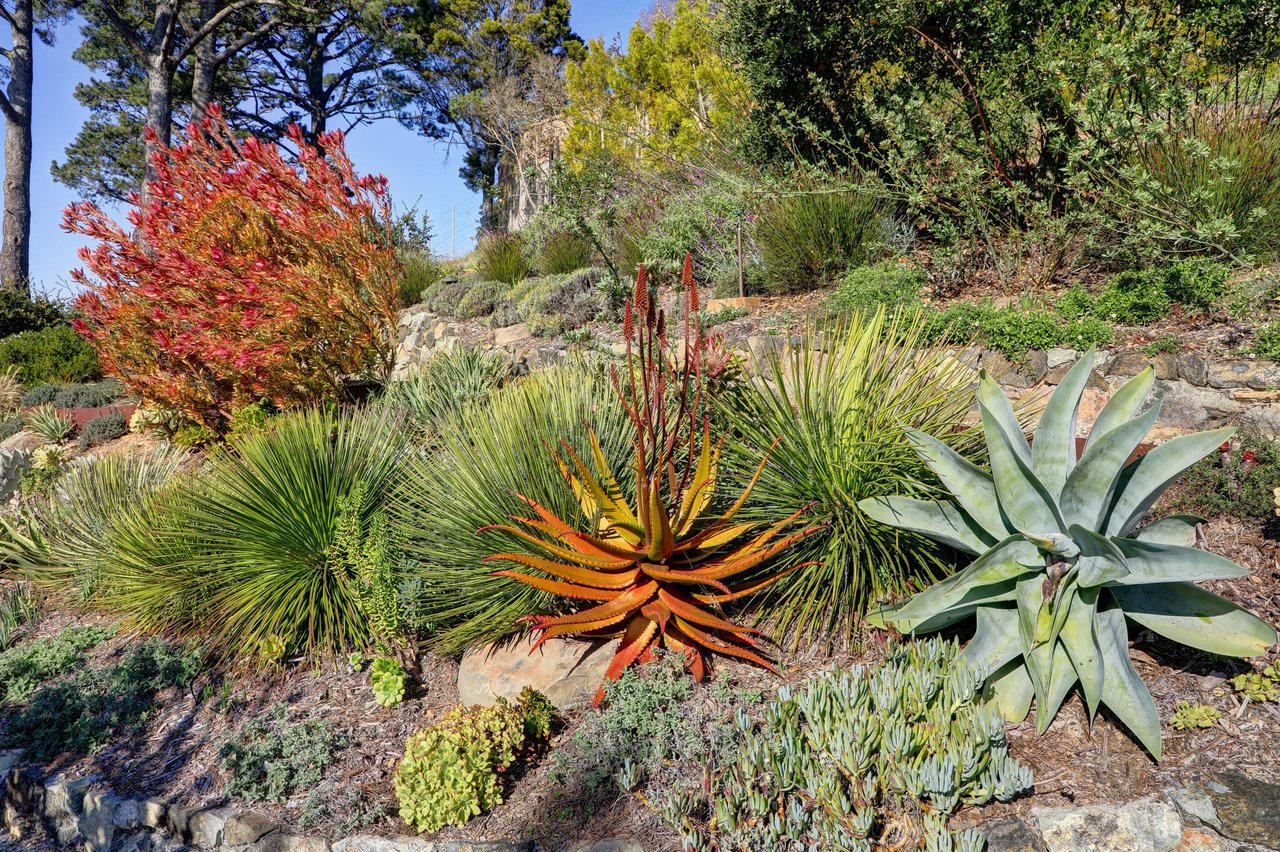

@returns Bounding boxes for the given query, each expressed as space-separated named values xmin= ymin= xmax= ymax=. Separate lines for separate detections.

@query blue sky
xmin=8 ymin=0 xmax=652 ymax=297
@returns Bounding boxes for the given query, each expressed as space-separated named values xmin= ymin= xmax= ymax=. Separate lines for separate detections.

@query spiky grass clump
xmin=475 ymin=231 xmax=531 ymax=285
xmin=717 ymin=307 xmax=983 ymax=642
xmin=0 ymin=366 xmax=23 ymax=416
xmin=754 ymin=185 xmax=886 ymax=292
xmin=381 ymin=348 xmax=510 ymax=442
xmin=48 ymin=410 xmax=408 ymax=663
xmin=24 ymin=404 xmax=73 ymax=443
xmin=2 ymin=446 xmax=190 ymax=602
xmin=392 ymin=358 xmax=630 ymax=654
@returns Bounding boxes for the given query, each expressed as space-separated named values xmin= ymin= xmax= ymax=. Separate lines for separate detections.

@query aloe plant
xmin=859 ymin=349 xmax=1277 ymax=759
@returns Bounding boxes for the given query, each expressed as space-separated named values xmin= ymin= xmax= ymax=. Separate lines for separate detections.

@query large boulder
xmin=457 ymin=633 xmax=614 ymax=711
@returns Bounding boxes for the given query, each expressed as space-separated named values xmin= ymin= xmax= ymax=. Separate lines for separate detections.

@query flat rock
xmin=187 ymin=805 xmax=233 ymax=848
xmin=1207 ymin=771 xmax=1280 ymax=847
xmin=332 ymin=838 xmax=531 ymax=852
xmin=1151 ymin=381 xmax=1242 ymax=430
xmin=0 ymin=431 xmax=41 ymax=451
xmin=458 ymin=633 xmax=613 ymax=711
xmin=1109 ymin=349 xmax=1153 ymax=377
xmin=983 ymin=817 xmax=1046 ymax=852
xmin=1046 ymin=348 xmax=1077 ymax=369
xmin=1169 ymin=787 xmax=1220 ymax=830
xmin=494 ymin=323 xmax=529 ymax=348
xmin=225 ymin=811 xmax=279 ymax=846
xmin=1206 ymin=360 xmax=1280 ymax=390
xmin=1034 ymin=796 xmax=1182 ymax=852
xmin=1172 ymin=828 xmax=1231 ymax=851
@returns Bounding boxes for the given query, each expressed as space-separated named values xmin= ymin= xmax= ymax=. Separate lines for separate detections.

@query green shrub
xmin=475 ymin=231 xmax=530 ymax=285
xmin=0 ymin=291 xmax=65 ymax=339
xmin=655 ymin=639 xmax=1031 ymax=850
xmin=1143 ymin=334 xmax=1182 ymax=356
xmin=394 ymin=688 xmax=553 ymax=833
xmin=21 ymin=379 xmax=125 ymax=409
xmin=0 ymin=325 xmax=101 ymax=385
xmin=828 ymin=262 xmax=925 ymax=315
xmin=1 ymin=447 xmax=189 ymax=603
xmin=755 ymin=186 xmax=885 ymax=292
xmin=331 ymin=483 xmax=404 ymax=643
xmin=1093 ymin=271 xmax=1173 ymax=324
xmin=421 ymin=276 xmax=471 ymax=317
xmin=0 ymin=414 xmax=23 ymax=443
xmin=716 ymin=308 xmax=981 ymax=639
xmin=1054 ymin=285 xmax=1094 ymax=320
xmin=860 ymin=353 xmax=1277 ymax=758
xmin=370 ymin=657 xmax=407 ymax=707
xmin=454 ymin=280 xmax=509 ymax=319
xmin=399 ymin=250 xmax=445 ymax=307
xmin=4 ymin=637 xmax=202 ymax=760
xmin=1252 ymin=324 xmax=1280 ymax=361
xmin=77 ymin=412 xmax=128 ymax=451
xmin=221 ymin=703 xmax=345 ymax=803
xmin=695 ymin=306 xmax=750 ymax=328
xmin=380 ymin=347 xmax=509 ymax=442
xmin=226 ymin=399 xmax=278 ymax=443
xmin=0 ymin=625 xmax=112 ymax=704
xmin=1160 ymin=261 xmax=1231 ymax=311
xmin=1173 ymin=431 xmax=1280 ymax=519
xmin=925 ymin=303 xmax=1115 ymax=359
xmin=536 ymin=230 xmax=595 ymax=275
xmin=393 ymin=359 xmax=630 ymax=653
xmin=512 ymin=268 xmax=603 ymax=337
xmin=24 ymin=405 xmax=74 ymax=443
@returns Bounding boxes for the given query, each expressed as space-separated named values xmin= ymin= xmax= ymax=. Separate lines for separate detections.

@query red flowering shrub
xmin=63 ymin=106 xmax=401 ymax=431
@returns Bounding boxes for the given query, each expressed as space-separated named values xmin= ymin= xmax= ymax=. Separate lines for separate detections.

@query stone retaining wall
xmin=394 ymin=308 xmax=1280 ymax=439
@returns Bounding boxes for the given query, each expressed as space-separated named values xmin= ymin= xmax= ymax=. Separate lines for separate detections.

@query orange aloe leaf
xmin=640 ymin=599 xmax=671 ymax=633
xmin=657 ymin=588 xmax=758 ymax=635
xmin=562 ymin=442 xmax=645 ymax=543
xmin=639 ymin=563 xmax=732 ymax=595
xmin=709 ymin=437 xmax=781 ymax=527
xmin=604 ymin=616 xmax=660 ymax=683
xmin=675 ymin=617 xmax=778 ymax=671
xmin=663 ymin=627 xmax=707 ymax=681
xmin=531 ymin=581 xmax=659 ymax=630
xmin=695 ymin=524 xmax=828 ymax=582
xmin=676 ymin=425 xmax=718 ymax=533
xmin=589 ymin=429 xmax=641 ymax=529
xmin=479 ymin=523 xmax=637 ymax=570
xmin=675 ymin=521 xmax=756 ymax=555
xmin=512 ymin=496 xmax=636 ymax=559
xmin=693 ymin=560 xmax=815 ymax=604
xmin=490 ymin=570 xmax=615 ymax=602
xmin=483 ymin=552 xmax=641 ymax=590
xmin=649 ymin=479 xmax=675 ymax=561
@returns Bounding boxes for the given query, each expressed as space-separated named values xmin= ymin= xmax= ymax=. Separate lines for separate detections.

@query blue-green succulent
xmin=859 ymin=349 xmax=1278 ymax=759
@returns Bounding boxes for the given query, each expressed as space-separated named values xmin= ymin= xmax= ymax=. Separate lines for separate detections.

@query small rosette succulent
xmin=859 ymin=349 xmax=1278 ymax=759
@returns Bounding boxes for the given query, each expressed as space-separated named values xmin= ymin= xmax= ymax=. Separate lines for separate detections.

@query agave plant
xmin=859 ymin=349 xmax=1278 ymax=759
xmin=24 ymin=404 xmax=73 ymax=443
xmin=488 ymin=257 xmax=820 ymax=699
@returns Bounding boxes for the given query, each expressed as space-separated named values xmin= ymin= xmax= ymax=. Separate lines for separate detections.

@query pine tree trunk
xmin=142 ymin=52 xmax=174 ymax=204
xmin=1 ymin=0 xmax=34 ymax=293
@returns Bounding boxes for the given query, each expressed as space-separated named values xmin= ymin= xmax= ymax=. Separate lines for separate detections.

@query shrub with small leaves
xmin=371 ymin=657 xmax=407 ymax=707
xmin=394 ymin=688 xmax=554 ymax=833
xmin=1174 ymin=431 xmax=1280 ymax=520
xmin=227 ymin=399 xmax=277 ymax=443
xmin=828 ymin=262 xmax=925 ymax=316
xmin=0 ymin=625 xmax=112 ymax=704
xmin=77 ymin=412 xmax=128 ymax=451
xmin=22 ymin=379 xmax=125 ymax=409
xmin=220 ymin=703 xmax=346 ymax=804
xmin=1253 ymin=324 xmax=1280 ymax=362
xmin=474 ymin=231 xmax=530 ymax=285
xmin=1170 ymin=701 xmax=1220 ymax=730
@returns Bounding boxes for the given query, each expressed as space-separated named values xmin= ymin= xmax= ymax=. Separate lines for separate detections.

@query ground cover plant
xmin=488 ymin=259 xmax=822 ymax=696
xmin=395 ymin=688 xmax=553 ymax=833
xmin=860 ymin=350 xmax=1278 ymax=758
xmin=0 ymin=625 xmax=112 ymax=704
xmin=221 ymin=703 xmax=346 ymax=804
xmin=63 ymin=106 xmax=401 ymax=433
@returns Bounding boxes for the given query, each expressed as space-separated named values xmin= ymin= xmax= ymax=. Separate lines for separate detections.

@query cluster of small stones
xmin=984 ymin=770 xmax=1280 ymax=852
xmin=0 ymin=752 xmax=528 ymax=852
xmin=394 ymin=305 xmax=1280 ymax=438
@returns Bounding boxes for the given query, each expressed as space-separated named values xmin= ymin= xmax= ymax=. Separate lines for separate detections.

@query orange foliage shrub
xmin=63 ymin=105 xmax=401 ymax=431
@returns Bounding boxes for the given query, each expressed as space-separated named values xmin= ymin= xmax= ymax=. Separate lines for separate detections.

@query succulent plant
xmin=662 ymin=638 xmax=1031 ymax=851
xmin=1230 ymin=663 xmax=1279 ymax=703
xmin=859 ymin=349 xmax=1278 ymax=759
xmin=394 ymin=688 xmax=553 ymax=833
xmin=488 ymin=259 xmax=820 ymax=701
xmin=371 ymin=656 xmax=407 ymax=707
xmin=0 ymin=447 xmax=32 ymax=502
xmin=24 ymin=405 xmax=73 ymax=443
xmin=1170 ymin=701 xmax=1220 ymax=730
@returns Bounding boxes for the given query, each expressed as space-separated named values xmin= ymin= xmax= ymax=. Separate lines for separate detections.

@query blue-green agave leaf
xmin=1061 ymin=404 xmax=1160 ymax=529
xmin=1134 ymin=515 xmax=1204 ymax=547
xmin=1059 ymin=585 xmax=1103 ymax=718
xmin=1102 ymin=427 xmax=1235 ymax=537
xmin=1096 ymin=605 xmax=1162 ymax=760
xmin=985 ymin=656 xmax=1035 ymax=722
xmin=978 ymin=371 xmax=1033 ymax=464
xmin=961 ymin=603 xmax=1022 ymax=678
xmin=905 ymin=430 xmax=1009 ymax=539
xmin=1035 ymin=641 xmax=1078 ymax=735
xmin=980 ymin=393 xmax=1064 ymax=536
xmin=1071 ymin=525 xmax=1131 ymax=588
xmin=1084 ymin=368 xmax=1154 ymax=454
xmin=857 ymin=495 xmax=994 ymax=554
xmin=1032 ymin=349 xmax=1096 ymax=496
xmin=1109 ymin=538 xmax=1249 ymax=585
xmin=886 ymin=536 xmax=1040 ymax=629
xmin=1110 ymin=582 xmax=1278 ymax=657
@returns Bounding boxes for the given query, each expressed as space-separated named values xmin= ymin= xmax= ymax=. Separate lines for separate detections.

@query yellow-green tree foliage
xmin=562 ymin=1 xmax=747 ymax=169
